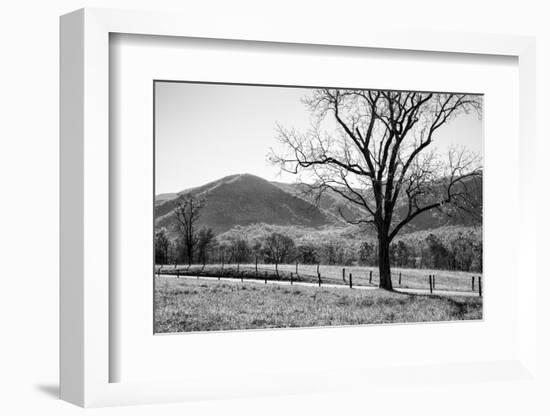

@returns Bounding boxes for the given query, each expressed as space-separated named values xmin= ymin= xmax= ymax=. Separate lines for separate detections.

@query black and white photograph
xmin=2 ymin=0 xmax=546 ymax=413
xmin=153 ymin=81 xmax=483 ymax=333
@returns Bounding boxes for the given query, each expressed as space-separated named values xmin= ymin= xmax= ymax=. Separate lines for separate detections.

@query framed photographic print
xmin=152 ymin=80 xmax=484 ymax=334
xmin=60 ymin=7 xmax=538 ymax=408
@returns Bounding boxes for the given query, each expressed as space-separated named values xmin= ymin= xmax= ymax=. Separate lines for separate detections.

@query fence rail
xmin=155 ymin=262 xmax=482 ymax=296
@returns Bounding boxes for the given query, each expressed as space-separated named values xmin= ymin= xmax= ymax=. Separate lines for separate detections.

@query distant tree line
xmin=155 ymin=223 xmax=482 ymax=273
xmin=356 ymin=233 xmax=482 ymax=271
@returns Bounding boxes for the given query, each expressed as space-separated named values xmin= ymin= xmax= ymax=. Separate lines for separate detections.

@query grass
xmin=154 ymin=275 xmax=483 ymax=333
xmin=255 ymin=263 xmax=480 ymax=292
xmin=156 ymin=263 xmax=482 ymax=293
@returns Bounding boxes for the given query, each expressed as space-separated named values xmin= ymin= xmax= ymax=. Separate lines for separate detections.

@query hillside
xmin=154 ymin=192 xmax=178 ymax=205
xmin=155 ymin=173 xmax=482 ymax=236
xmin=273 ymin=176 xmax=482 ymax=232
xmin=155 ymin=174 xmax=337 ymax=234
xmin=271 ymin=181 xmax=366 ymax=224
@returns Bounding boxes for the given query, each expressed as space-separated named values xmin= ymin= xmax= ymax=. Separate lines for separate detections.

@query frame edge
xmin=59 ymin=8 xmax=85 ymax=407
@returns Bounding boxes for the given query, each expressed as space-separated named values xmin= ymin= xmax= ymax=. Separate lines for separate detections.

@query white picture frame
xmin=60 ymin=7 xmax=538 ymax=408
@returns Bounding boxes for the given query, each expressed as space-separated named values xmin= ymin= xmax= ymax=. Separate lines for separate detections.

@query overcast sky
xmin=155 ymin=82 xmax=482 ymax=195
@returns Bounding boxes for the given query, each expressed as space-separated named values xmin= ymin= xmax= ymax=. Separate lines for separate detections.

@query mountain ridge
xmin=155 ymin=173 xmax=481 ymax=236
xmin=155 ymin=173 xmax=339 ymax=234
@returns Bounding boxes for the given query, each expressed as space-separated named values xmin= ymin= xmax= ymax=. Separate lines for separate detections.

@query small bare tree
xmin=197 ymin=227 xmax=215 ymax=268
xmin=154 ymin=228 xmax=170 ymax=265
xmin=270 ymin=89 xmax=482 ymax=290
xmin=263 ymin=232 xmax=295 ymax=277
xmin=173 ymin=195 xmax=205 ymax=267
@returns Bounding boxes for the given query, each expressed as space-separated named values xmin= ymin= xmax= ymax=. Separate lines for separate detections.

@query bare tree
xmin=270 ymin=89 xmax=482 ymax=290
xmin=154 ymin=228 xmax=170 ymax=265
xmin=173 ymin=195 xmax=205 ymax=266
xmin=263 ymin=233 xmax=295 ymax=277
xmin=197 ymin=227 xmax=215 ymax=267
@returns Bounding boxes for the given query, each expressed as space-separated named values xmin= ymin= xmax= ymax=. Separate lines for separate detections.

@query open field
xmin=156 ymin=263 xmax=482 ymax=293
xmin=154 ymin=275 xmax=483 ymax=333
xmin=257 ymin=264 xmax=480 ymax=292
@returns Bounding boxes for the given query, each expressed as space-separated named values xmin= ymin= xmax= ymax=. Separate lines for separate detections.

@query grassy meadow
xmin=256 ymin=263 xmax=479 ymax=292
xmin=154 ymin=275 xmax=483 ymax=333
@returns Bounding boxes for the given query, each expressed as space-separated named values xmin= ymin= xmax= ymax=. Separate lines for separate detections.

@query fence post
xmin=296 ymin=262 xmax=298 ymax=275
xmin=318 ymin=272 xmax=321 ymax=287
xmin=317 ymin=264 xmax=320 ymax=275
xmin=255 ymin=256 xmax=258 ymax=277
xmin=265 ymin=271 xmax=267 ymax=284
xmin=349 ymin=273 xmax=353 ymax=289
xmin=290 ymin=272 xmax=293 ymax=285
xmin=399 ymin=272 xmax=402 ymax=286
xmin=432 ymin=275 xmax=435 ymax=289
xmin=176 ymin=269 xmax=180 ymax=278
xmin=369 ymin=270 xmax=372 ymax=284
xmin=478 ymin=276 xmax=482 ymax=297
xmin=472 ymin=276 xmax=475 ymax=291
xmin=429 ymin=275 xmax=433 ymax=294
xmin=241 ymin=271 xmax=243 ymax=283
xmin=342 ymin=268 xmax=346 ymax=282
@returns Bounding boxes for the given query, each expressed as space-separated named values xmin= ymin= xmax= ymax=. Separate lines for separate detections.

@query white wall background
xmin=0 ymin=1 xmax=548 ymax=415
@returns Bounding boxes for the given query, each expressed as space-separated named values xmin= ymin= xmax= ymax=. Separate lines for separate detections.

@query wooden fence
xmin=155 ymin=263 xmax=482 ymax=296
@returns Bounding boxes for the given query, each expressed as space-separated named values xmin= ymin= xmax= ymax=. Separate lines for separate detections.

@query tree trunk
xmin=187 ymin=241 xmax=193 ymax=267
xmin=377 ymin=232 xmax=393 ymax=290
